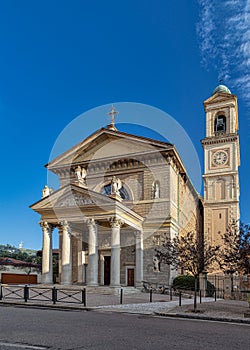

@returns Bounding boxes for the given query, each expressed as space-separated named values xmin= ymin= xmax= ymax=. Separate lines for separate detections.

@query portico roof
xmin=30 ymin=183 xmax=143 ymax=231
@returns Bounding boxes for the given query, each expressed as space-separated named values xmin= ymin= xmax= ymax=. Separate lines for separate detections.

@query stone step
xmin=85 ymin=286 xmax=141 ymax=296
xmin=28 ymin=284 xmax=141 ymax=296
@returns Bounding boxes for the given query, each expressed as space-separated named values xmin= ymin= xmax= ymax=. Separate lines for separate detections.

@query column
xmin=87 ymin=218 xmax=98 ymax=286
xmin=58 ymin=231 xmax=62 ymax=283
xmin=77 ymin=238 xmax=83 ymax=284
xmin=60 ymin=220 xmax=72 ymax=285
xmin=40 ymin=221 xmax=53 ymax=284
xmin=100 ymin=255 xmax=105 ymax=286
xmin=135 ymin=230 xmax=144 ymax=287
xmin=109 ymin=217 xmax=124 ymax=287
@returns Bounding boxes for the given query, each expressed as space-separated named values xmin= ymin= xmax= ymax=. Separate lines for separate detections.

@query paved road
xmin=0 ymin=306 xmax=249 ymax=349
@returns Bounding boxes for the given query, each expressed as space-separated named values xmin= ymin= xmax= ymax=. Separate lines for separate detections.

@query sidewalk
xmin=1 ymin=289 xmax=250 ymax=324
xmin=155 ymin=299 xmax=250 ymax=324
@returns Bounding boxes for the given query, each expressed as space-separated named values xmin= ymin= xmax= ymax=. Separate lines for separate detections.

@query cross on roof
xmin=107 ymin=105 xmax=119 ymax=127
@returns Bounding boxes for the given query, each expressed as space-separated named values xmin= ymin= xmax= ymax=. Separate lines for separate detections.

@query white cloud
xmin=197 ymin=0 xmax=250 ymax=106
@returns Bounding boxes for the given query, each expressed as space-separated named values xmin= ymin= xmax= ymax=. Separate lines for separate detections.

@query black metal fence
xmin=207 ymin=274 xmax=250 ymax=300
xmin=0 ymin=285 xmax=87 ymax=306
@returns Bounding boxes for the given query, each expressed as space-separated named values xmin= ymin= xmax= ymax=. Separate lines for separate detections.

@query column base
xmin=42 ymin=276 xmax=53 ymax=284
xmin=60 ymin=282 xmax=72 ymax=285
xmin=87 ymin=283 xmax=99 ymax=287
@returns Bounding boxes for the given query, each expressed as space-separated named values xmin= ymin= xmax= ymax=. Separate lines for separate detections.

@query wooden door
xmin=127 ymin=268 xmax=134 ymax=286
xmin=104 ymin=256 xmax=111 ymax=285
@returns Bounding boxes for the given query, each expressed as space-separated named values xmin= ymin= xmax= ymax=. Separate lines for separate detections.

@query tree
xmin=0 ymin=244 xmax=38 ymax=263
xmin=155 ymin=231 xmax=220 ymax=276
xmin=220 ymin=221 xmax=250 ymax=274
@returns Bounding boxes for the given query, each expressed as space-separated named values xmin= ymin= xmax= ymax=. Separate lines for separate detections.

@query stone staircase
xmin=85 ymin=286 xmax=141 ymax=295
xmin=35 ymin=284 xmax=141 ymax=296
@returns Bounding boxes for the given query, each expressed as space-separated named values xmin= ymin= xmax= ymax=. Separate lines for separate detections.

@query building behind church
xmin=30 ymin=84 xmax=240 ymax=287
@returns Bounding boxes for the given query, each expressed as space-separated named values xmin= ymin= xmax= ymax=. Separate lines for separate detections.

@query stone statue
xmin=153 ymin=182 xmax=160 ymax=199
xmin=42 ymin=185 xmax=54 ymax=198
xmin=111 ymin=176 xmax=122 ymax=195
xmin=153 ymin=255 xmax=160 ymax=272
xmin=42 ymin=185 xmax=50 ymax=198
xmin=75 ymin=166 xmax=87 ymax=186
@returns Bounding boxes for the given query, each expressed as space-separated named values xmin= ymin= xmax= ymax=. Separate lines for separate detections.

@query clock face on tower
xmin=212 ymin=150 xmax=228 ymax=166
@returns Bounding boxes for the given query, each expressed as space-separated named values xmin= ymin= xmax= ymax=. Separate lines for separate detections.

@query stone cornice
xmin=49 ymin=148 xmax=189 ymax=184
xmin=202 ymin=172 xmax=239 ymax=178
xmin=203 ymin=199 xmax=240 ymax=206
xmin=201 ymin=134 xmax=239 ymax=146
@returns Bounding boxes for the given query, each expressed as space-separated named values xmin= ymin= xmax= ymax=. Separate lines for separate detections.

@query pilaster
xmin=135 ymin=231 xmax=143 ymax=287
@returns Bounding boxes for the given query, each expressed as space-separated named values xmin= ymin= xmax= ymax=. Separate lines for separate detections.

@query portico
xmin=32 ymin=184 xmax=143 ymax=286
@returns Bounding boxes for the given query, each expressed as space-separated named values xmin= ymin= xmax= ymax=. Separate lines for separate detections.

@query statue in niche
xmin=153 ymin=255 xmax=160 ymax=272
xmin=75 ymin=166 xmax=87 ymax=186
xmin=153 ymin=181 xmax=160 ymax=199
xmin=42 ymin=185 xmax=53 ymax=198
xmin=111 ymin=176 xmax=122 ymax=196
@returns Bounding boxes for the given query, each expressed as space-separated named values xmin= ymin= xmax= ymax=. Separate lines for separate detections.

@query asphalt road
xmin=0 ymin=306 xmax=249 ymax=350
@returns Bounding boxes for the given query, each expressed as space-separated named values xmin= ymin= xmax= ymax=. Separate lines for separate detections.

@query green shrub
xmin=173 ymin=275 xmax=215 ymax=297
xmin=173 ymin=275 xmax=196 ymax=290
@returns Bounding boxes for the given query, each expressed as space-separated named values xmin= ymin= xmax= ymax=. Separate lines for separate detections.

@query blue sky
xmin=0 ymin=0 xmax=249 ymax=249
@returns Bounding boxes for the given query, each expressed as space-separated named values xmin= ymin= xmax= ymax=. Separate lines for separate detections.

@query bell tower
xmin=201 ymin=85 xmax=240 ymax=246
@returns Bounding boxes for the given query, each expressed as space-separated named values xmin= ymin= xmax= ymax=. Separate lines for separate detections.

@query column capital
xmin=109 ymin=217 xmax=124 ymax=229
xmin=39 ymin=221 xmax=53 ymax=232
xmin=59 ymin=220 xmax=71 ymax=232
xmin=86 ymin=218 xmax=96 ymax=227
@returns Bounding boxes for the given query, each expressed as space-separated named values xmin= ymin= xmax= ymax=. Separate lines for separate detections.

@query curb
xmin=154 ymin=312 xmax=250 ymax=324
xmin=0 ymin=301 xmax=94 ymax=312
xmin=2 ymin=301 xmax=250 ymax=324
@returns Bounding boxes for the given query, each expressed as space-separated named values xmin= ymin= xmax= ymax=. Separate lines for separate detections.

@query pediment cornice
xmin=47 ymin=127 xmax=172 ymax=170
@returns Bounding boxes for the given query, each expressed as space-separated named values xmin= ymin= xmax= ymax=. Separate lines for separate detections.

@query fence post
xmin=179 ymin=291 xmax=182 ymax=306
xmin=24 ymin=285 xmax=29 ymax=302
xmin=194 ymin=290 xmax=197 ymax=312
xmin=199 ymin=289 xmax=202 ymax=304
xmin=214 ymin=288 xmax=217 ymax=302
xmin=150 ymin=288 xmax=153 ymax=302
xmin=52 ymin=286 xmax=57 ymax=304
xmin=120 ymin=288 xmax=123 ymax=304
xmin=0 ymin=285 xmax=2 ymax=300
xmin=170 ymin=287 xmax=172 ymax=301
xmin=82 ymin=288 xmax=86 ymax=306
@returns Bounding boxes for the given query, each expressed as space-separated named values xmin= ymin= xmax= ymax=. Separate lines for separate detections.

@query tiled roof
xmin=0 ymin=257 xmax=40 ymax=268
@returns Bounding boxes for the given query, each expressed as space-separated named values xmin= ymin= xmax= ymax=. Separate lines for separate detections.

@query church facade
xmin=30 ymin=85 xmax=240 ymax=286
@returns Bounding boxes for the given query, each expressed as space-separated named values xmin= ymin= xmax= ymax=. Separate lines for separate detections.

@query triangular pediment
xmin=47 ymin=128 xmax=171 ymax=169
xmin=30 ymin=184 xmax=115 ymax=211
xmin=30 ymin=183 xmax=143 ymax=230
xmin=204 ymin=92 xmax=236 ymax=106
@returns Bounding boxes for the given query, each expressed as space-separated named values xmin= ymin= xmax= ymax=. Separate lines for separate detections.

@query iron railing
xmin=0 ymin=285 xmax=86 ymax=306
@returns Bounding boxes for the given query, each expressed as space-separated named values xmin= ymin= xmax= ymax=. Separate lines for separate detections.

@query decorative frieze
xmin=57 ymin=195 xmax=94 ymax=207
